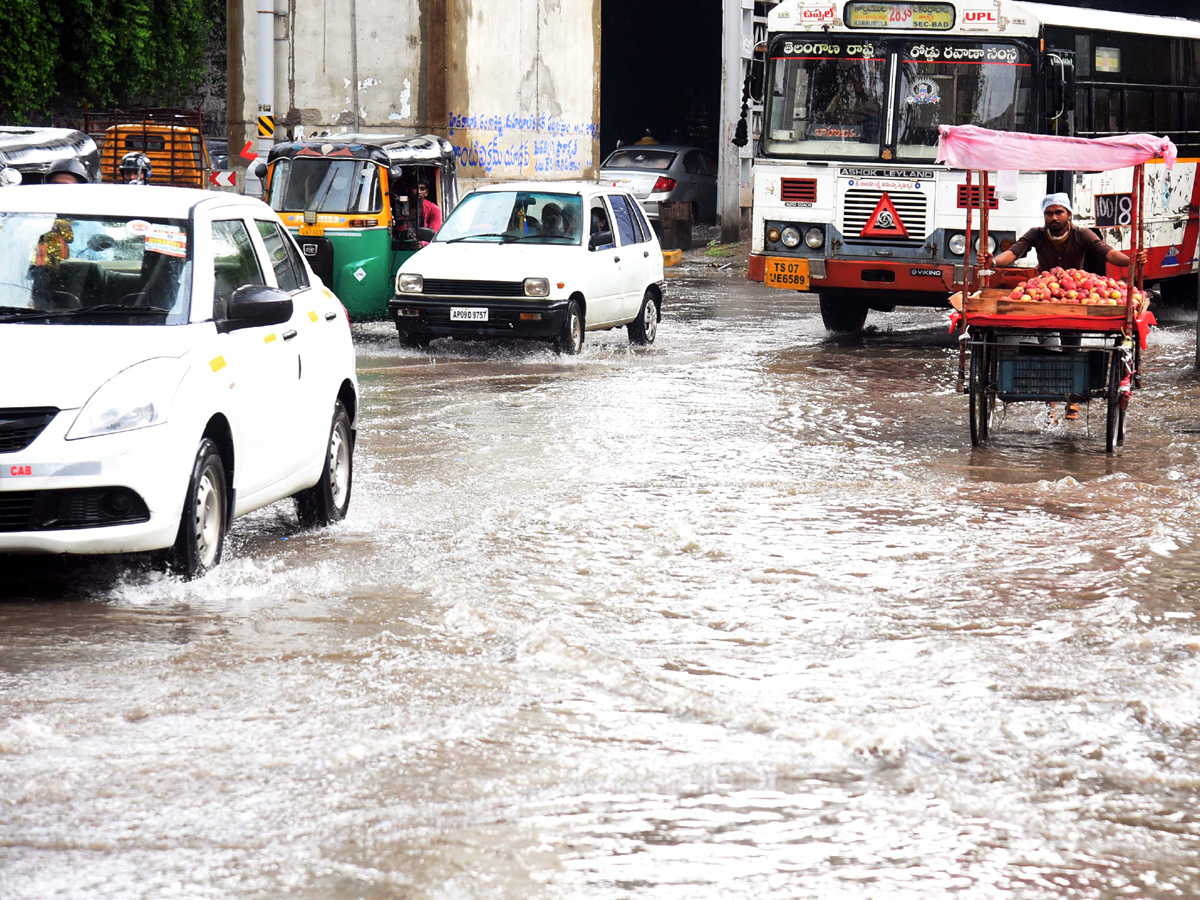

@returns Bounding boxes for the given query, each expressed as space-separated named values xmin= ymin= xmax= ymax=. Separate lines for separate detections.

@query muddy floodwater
xmin=5 ymin=266 xmax=1200 ymax=899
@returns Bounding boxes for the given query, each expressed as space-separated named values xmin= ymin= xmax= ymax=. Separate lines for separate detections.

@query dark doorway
xmin=600 ymin=0 xmax=722 ymax=160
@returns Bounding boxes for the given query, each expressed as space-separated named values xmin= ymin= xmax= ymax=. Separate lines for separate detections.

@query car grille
xmin=423 ymin=279 xmax=525 ymax=297
xmin=0 ymin=487 xmax=150 ymax=532
xmin=0 ymin=491 xmax=36 ymax=531
xmin=0 ymin=408 xmax=58 ymax=453
xmin=842 ymin=189 xmax=928 ymax=243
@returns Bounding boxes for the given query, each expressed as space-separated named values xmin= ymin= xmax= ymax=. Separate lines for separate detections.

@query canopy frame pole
xmin=979 ymin=170 xmax=991 ymax=288
xmin=1126 ymin=162 xmax=1144 ymax=332
xmin=964 ymin=169 xmax=974 ymax=298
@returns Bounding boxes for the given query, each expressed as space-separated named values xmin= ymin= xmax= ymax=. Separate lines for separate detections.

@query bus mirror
xmin=417 ymin=227 xmax=435 ymax=243
xmin=1061 ymin=60 xmax=1076 ymax=112
xmin=1046 ymin=54 xmax=1075 ymax=121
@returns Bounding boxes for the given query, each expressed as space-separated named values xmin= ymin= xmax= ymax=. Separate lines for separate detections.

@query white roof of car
xmin=0 ymin=184 xmax=268 ymax=217
xmin=473 ymin=181 xmax=618 ymax=197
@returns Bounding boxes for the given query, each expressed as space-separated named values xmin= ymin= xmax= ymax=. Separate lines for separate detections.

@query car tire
xmin=400 ymin=331 xmax=431 ymax=349
xmin=555 ymin=299 xmax=584 ymax=355
xmin=170 ymin=438 xmax=227 ymax=579
xmin=296 ymin=400 xmax=353 ymax=527
xmin=627 ymin=289 xmax=658 ymax=345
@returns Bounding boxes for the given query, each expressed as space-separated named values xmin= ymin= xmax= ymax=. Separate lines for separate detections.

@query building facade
xmin=228 ymin=0 xmax=601 ymax=189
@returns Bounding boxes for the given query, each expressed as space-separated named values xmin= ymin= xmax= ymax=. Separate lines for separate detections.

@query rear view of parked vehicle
xmin=599 ymin=144 xmax=718 ymax=224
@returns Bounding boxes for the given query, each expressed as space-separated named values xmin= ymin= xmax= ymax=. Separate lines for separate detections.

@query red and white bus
xmin=748 ymin=0 xmax=1200 ymax=332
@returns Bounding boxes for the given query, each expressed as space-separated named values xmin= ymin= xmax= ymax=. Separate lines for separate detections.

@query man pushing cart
xmin=937 ymin=125 xmax=1176 ymax=453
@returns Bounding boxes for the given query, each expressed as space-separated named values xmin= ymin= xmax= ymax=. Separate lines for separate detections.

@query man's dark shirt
xmin=1008 ymin=225 xmax=1113 ymax=271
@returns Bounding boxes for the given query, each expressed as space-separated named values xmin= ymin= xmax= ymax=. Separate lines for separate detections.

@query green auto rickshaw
xmin=262 ymin=134 xmax=457 ymax=319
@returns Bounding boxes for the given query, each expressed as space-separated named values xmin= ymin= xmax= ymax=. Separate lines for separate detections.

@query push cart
xmin=936 ymin=125 xmax=1175 ymax=453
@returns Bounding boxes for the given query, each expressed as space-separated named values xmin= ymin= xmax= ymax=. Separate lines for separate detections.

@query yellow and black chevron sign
xmin=257 ymin=115 xmax=274 ymax=137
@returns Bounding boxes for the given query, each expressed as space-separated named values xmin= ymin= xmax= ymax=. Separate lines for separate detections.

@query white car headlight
xmin=67 ymin=358 xmax=188 ymax=440
xmin=948 ymin=233 xmax=968 ymax=256
xmin=524 ymin=277 xmax=550 ymax=297
xmin=397 ymin=272 xmax=424 ymax=294
xmin=780 ymin=227 xmax=801 ymax=248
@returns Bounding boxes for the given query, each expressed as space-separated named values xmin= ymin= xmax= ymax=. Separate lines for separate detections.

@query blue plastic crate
xmin=997 ymin=350 xmax=1092 ymax=398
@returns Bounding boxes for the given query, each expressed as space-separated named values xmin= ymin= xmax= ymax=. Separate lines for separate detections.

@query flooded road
xmin=5 ymin=265 xmax=1200 ymax=898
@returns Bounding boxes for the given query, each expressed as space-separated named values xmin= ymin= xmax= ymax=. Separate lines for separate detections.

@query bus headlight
xmin=948 ymin=233 xmax=967 ymax=256
xmin=975 ymin=235 xmax=996 ymax=254
xmin=524 ymin=277 xmax=550 ymax=297
xmin=780 ymin=227 xmax=801 ymax=249
xmin=804 ymin=227 xmax=825 ymax=249
xmin=766 ymin=226 xmax=782 ymax=243
xmin=397 ymin=273 xmax=423 ymax=294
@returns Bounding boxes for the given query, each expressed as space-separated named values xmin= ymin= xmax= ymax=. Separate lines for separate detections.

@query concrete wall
xmin=228 ymin=0 xmax=599 ymax=190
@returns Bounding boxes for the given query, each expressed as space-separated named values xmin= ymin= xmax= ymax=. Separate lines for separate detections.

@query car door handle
xmin=324 ymin=312 xmax=337 ymax=321
xmin=614 ymin=256 xmax=620 ymax=263
xmin=643 ymin=251 xmax=649 ymax=258
xmin=283 ymin=329 xmax=298 ymax=340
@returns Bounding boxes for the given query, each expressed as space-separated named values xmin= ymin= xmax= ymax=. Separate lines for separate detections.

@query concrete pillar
xmin=718 ymin=0 xmax=745 ymax=243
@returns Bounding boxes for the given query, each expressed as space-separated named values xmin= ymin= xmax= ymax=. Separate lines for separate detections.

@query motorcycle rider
xmin=119 ymin=152 xmax=152 ymax=185
xmin=46 ymin=158 xmax=90 ymax=184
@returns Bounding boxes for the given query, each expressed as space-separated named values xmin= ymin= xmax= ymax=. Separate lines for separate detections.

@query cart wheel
xmin=1105 ymin=350 xmax=1122 ymax=454
xmin=969 ymin=341 xmax=996 ymax=446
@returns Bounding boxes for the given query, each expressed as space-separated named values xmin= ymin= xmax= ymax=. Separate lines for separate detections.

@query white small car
xmin=390 ymin=181 xmax=665 ymax=353
xmin=0 ymin=185 xmax=358 ymax=578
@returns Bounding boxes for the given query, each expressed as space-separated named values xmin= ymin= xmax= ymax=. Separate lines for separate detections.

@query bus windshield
xmin=765 ymin=41 xmax=888 ymax=158
xmin=268 ymin=158 xmax=382 ymax=214
xmin=764 ymin=38 xmax=1035 ymax=160
xmin=895 ymin=42 xmax=1035 ymax=159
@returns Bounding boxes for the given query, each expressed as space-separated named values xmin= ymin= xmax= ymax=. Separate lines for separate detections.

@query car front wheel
xmin=170 ymin=438 xmax=227 ymax=579
xmin=627 ymin=289 xmax=658 ymax=345
xmin=555 ymin=299 xmax=584 ymax=355
xmin=296 ymin=400 xmax=353 ymax=526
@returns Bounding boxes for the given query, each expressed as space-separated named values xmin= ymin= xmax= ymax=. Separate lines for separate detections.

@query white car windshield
xmin=435 ymin=191 xmax=584 ymax=245
xmin=0 ymin=213 xmax=192 ymax=324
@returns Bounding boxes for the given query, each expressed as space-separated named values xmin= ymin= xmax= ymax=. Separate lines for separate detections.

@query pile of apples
xmin=1008 ymin=267 xmax=1144 ymax=307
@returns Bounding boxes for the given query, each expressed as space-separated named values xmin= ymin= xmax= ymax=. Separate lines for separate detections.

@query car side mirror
xmin=589 ymin=231 xmax=613 ymax=251
xmin=220 ymin=284 xmax=293 ymax=332
xmin=417 ymin=227 xmax=435 ymax=243
xmin=252 ymin=161 xmax=268 ymax=180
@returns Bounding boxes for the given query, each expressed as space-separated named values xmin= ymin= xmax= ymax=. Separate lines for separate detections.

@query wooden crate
xmin=954 ymin=288 xmax=1127 ymax=318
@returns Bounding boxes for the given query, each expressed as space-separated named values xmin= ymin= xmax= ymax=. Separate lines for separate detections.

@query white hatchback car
xmin=0 ymin=185 xmax=358 ymax=578
xmin=390 ymin=182 xmax=665 ymax=353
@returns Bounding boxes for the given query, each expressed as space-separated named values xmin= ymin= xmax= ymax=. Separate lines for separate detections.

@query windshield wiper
xmin=0 ymin=304 xmax=171 ymax=322
xmin=0 ymin=306 xmax=77 ymax=322
xmin=63 ymin=304 xmax=171 ymax=315
xmin=444 ymin=232 xmax=511 ymax=243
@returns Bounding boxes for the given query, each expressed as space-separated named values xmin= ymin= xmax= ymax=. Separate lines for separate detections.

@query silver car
xmin=599 ymin=144 xmax=718 ymax=225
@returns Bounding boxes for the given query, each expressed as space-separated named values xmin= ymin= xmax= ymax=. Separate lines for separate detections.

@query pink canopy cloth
xmin=935 ymin=125 xmax=1177 ymax=172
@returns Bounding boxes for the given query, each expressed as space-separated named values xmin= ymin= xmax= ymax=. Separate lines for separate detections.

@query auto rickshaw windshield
xmin=269 ymin=158 xmax=382 ymax=214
